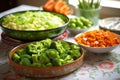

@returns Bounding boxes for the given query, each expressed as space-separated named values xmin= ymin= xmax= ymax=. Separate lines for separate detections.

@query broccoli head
xmin=20 ymin=58 xmax=31 ymax=66
xmin=70 ymin=44 xmax=81 ymax=50
xmin=46 ymin=49 xmax=60 ymax=59
xmin=20 ymin=54 xmax=31 ymax=59
xmin=12 ymin=53 xmax=20 ymax=63
xmin=32 ymin=63 xmax=42 ymax=67
xmin=59 ymin=53 xmax=68 ymax=59
xmin=15 ymin=48 xmax=26 ymax=56
xmin=61 ymin=41 xmax=70 ymax=51
xmin=32 ymin=54 xmax=39 ymax=63
xmin=69 ymin=49 xmax=81 ymax=60
xmin=50 ymin=40 xmax=66 ymax=54
xmin=63 ymin=55 xmax=74 ymax=64
xmin=45 ymin=62 xmax=53 ymax=67
xmin=39 ymin=52 xmax=50 ymax=64
xmin=26 ymin=42 xmax=45 ymax=54
xmin=40 ymin=38 xmax=52 ymax=48
xmin=51 ymin=58 xmax=62 ymax=66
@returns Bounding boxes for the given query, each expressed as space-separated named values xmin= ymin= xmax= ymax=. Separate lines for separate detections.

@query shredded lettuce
xmin=2 ymin=11 xmax=65 ymax=30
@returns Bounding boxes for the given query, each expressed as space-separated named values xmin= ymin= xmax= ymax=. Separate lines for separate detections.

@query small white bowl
xmin=68 ymin=28 xmax=91 ymax=35
xmin=77 ymin=44 xmax=118 ymax=53
xmin=74 ymin=32 xmax=120 ymax=53
xmin=67 ymin=15 xmax=94 ymax=35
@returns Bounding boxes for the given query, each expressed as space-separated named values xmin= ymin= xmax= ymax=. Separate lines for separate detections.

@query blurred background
xmin=0 ymin=0 xmax=120 ymax=18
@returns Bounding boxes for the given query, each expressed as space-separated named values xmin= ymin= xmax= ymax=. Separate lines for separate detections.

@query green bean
xmin=78 ymin=0 xmax=100 ymax=9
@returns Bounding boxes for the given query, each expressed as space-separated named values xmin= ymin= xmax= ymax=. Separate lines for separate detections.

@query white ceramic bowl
xmin=74 ymin=32 xmax=120 ymax=53
xmin=67 ymin=15 xmax=94 ymax=35
xmin=77 ymin=44 xmax=118 ymax=53
xmin=68 ymin=28 xmax=90 ymax=35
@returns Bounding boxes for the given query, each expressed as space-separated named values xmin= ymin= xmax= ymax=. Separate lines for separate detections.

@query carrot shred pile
xmin=43 ymin=0 xmax=72 ymax=15
xmin=74 ymin=30 xmax=120 ymax=48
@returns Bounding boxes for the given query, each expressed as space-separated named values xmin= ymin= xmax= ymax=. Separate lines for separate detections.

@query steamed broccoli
xmin=39 ymin=52 xmax=50 ymax=64
xmin=40 ymin=38 xmax=52 ymax=48
xmin=59 ymin=53 xmax=68 ymax=59
xmin=61 ymin=41 xmax=70 ymax=51
xmin=45 ymin=62 xmax=53 ymax=67
xmin=70 ymin=44 xmax=80 ymax=50
xmin=15 ymin=48 xmax=26 ymax=56
xmin=51 ymin=58 xmax=62 ymax=66
xmin=20 ymin=54 xmax=31 ymax=59
xmin=26 ymin=42 xmax=45 ymax=54
xmin=50 ymin=40 xmax=66 ymax=54
xmin=20 ymin=58 xmax=31 ymax=66
xmin=12 ymin=53 xmax=20 ymax=63
xmin=32 ymin=63 xmax=42 ymax=67
xmin=69 ymin=50 xmax=81 ymax=60
xmin=32 ymin=54 xmax=39 ymax=63
xmin=62 ymin=55 xmax=74 ymax=64
xmin=26 ymin=43 xmax=39 ymax=54
xmin=46 ymin=49 xmax=60 ymax=59
xmin=12 ymin=38 xmax=82 ymax=67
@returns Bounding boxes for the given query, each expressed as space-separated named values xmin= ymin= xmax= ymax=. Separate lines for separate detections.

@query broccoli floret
xmin=46 ymin=49 xmax=59 ymax=59
xmin=70 ymin=44 xmax=80 ymax=50
xmin=45 ymin=62 xmax=53 ymax=67
xmin=63 ymin=55 xmax=74 ymax=64
xmin=61 ymin=41 xmax=70 ymax=51
xmin=50 ymin=40 xmax=66 ymax=54
xmin=16 ymin=48 xmax=26 ymax=56
xmin=12 ymin=53 xmax=20 ymax=63
xmin=26 ymin=43 xmax=39 ymax=54
xmin=40 ymin=38 xmax=52 ymax=48
xmin=20 ymin=54 xmax=31 ymax=59
xmin=26 ymin=42 xmax=45 ymax=54
xmin=32 ymin=63 xmax=42 ymax=67
xmin=59 ymin=53 xmax=68 ymax=59
xmin=51 ymin=58 xmax=62 ymax=66
xmin=39 ymin=52 xmax=50 ymax=64
xmin=32 ymin=54 xmax=39 ymax=63
xmin=20 ymin=58 xmax=31 ymax=66
xmin=69 ymin=50 xmax=81 ymax=60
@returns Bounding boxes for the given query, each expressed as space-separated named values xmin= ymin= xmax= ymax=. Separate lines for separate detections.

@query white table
xmin=0 ymin=5 xmax=120 ymax=80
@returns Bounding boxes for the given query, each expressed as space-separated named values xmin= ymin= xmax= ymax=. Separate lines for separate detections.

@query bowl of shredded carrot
xmin=74 ymin=30 xmax=120 ymax=53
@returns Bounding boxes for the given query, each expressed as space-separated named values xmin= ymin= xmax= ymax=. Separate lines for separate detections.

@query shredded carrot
xmin=74 ymin=30 xmax=120 ymax=48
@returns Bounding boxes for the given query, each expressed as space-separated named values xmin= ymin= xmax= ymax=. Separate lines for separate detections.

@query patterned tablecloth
xmin=0 ymin=5 xmax=120 ymax=80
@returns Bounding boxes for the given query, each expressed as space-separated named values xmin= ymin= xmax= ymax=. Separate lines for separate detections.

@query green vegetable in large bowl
xmin=2 ymin=11 xmax=65 ymax=30
xmin=68 ymin=16 xmax=93 ymax=29
xmin=12 ymin=39 xmax=81 ymax=67
xmin=0 ymin=10 xmax=69 ymax=41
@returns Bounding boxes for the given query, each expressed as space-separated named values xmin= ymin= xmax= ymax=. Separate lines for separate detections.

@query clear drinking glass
xmin=79 ymin=7 xmax=101 ymax=26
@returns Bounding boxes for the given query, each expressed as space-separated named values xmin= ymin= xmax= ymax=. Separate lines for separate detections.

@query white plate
xmin=99 ymin=17 xmax=120 ymax=31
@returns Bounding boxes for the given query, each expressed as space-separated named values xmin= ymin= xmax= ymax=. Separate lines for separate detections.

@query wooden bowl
xmin=8 ymin=42 xmax=84 ymax=78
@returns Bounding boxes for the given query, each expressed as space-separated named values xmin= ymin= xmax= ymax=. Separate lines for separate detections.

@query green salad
xmin=12 ymin=39 xmax=81 ymax=67
xmin=2 ymin=11 xmax=65 ymax=30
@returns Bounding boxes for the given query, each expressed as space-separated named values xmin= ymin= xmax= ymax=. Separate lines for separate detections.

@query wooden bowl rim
xmin=8 ymin=41 xmax=84 ymax=70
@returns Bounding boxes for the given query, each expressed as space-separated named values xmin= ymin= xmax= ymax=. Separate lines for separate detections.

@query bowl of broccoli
xmin=8 ymin=38 xmax=84 ymax=78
